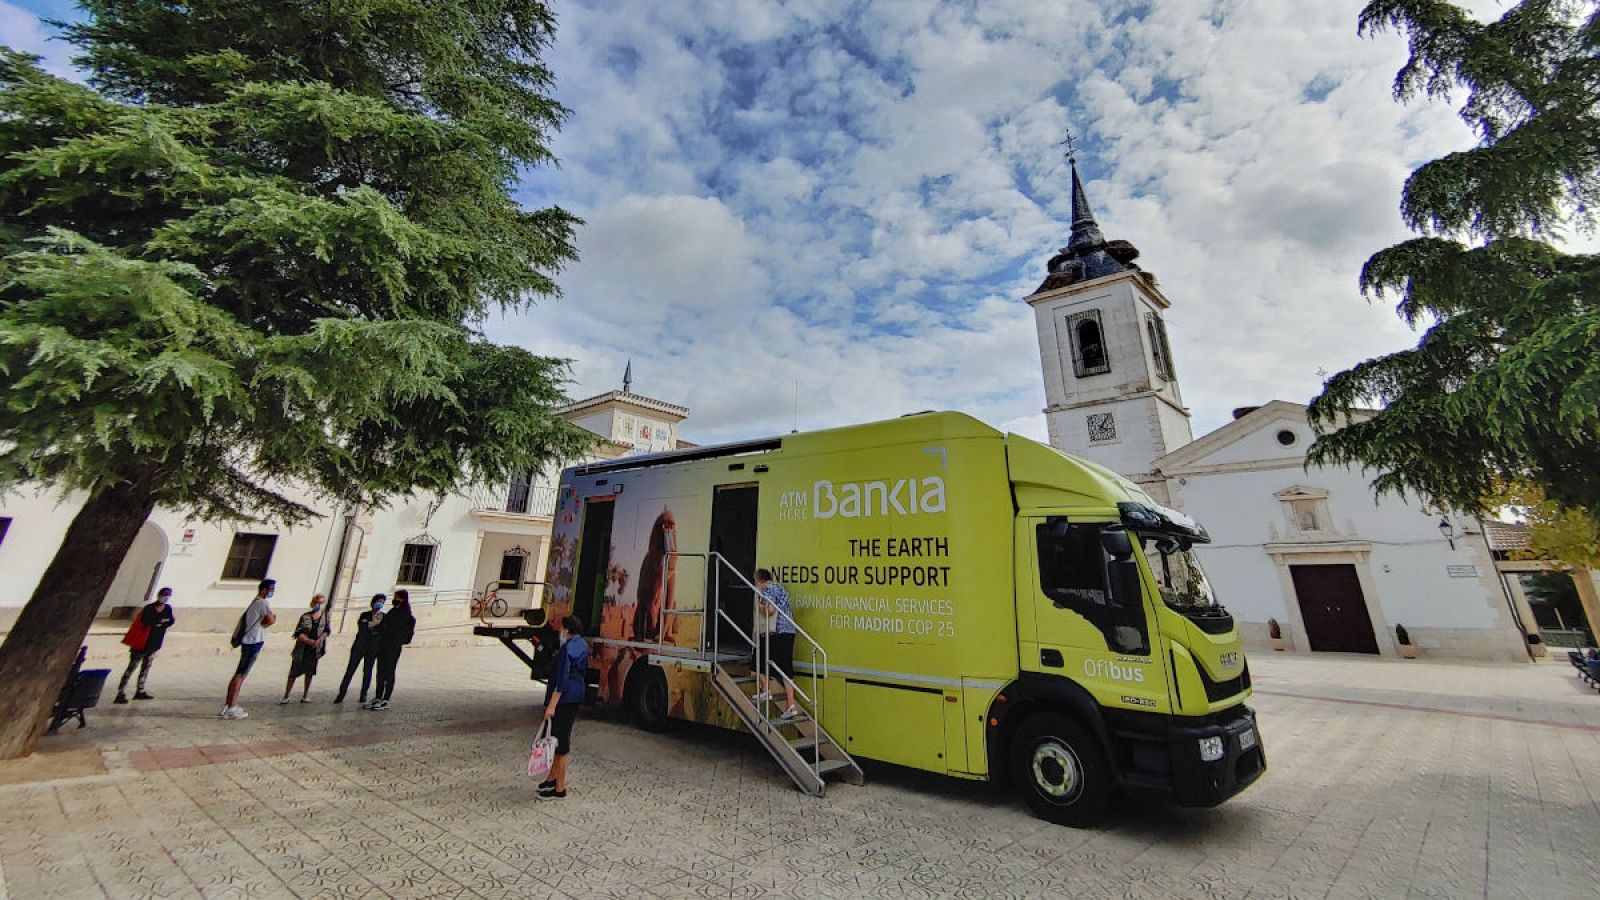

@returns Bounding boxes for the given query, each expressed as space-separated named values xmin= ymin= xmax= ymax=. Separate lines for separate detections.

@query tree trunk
xmin=0 ymin=479 xmax=158 ymax=759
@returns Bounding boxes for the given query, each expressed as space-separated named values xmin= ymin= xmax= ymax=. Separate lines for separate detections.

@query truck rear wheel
xmin=1011 ymin=713 xmax=1113 ymax=827
xmin=630 ymin=666 xmax=675 ymax=733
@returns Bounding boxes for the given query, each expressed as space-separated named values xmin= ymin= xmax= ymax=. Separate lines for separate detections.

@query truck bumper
xmin=1165 ymin=706 xmax=1265 ymax=807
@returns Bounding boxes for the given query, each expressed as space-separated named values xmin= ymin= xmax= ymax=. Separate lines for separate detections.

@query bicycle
xmin=471 ymin=588 xmax=509 ymax=619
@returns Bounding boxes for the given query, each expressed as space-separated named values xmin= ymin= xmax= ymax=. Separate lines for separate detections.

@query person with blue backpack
xmin=538 ymin=613 xmax=589 ymax=799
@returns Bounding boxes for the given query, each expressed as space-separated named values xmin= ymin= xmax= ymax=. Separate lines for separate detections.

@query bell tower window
xmin=1067 ymin=310 xmax=1111 ymax=377
xmin=1147 ymin=314 xmax=1175 ymax=381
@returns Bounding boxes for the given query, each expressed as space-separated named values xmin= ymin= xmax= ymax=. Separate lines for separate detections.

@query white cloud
xmin=496 ymin=0 xmax=1499 ymax=448
xmin=1 ymin=2 xmax=77 ymax=78
xmin=8 ymin=0 xmax=1518 ymax=451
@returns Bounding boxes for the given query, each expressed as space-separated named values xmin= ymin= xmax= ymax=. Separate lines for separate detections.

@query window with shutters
xmin=1147 ymin=314 xmax=1176 ymax=381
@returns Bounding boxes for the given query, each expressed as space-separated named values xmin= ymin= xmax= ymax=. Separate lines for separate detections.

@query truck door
xmin=1024 ymin=516 xmax=1170 ymax=712
xmin=709 ymin=484 xmax=759 ymax=649
xmin=570 ymin=498 xmax=615 ymax=635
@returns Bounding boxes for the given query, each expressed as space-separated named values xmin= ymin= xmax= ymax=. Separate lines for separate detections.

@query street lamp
xmin=1437 ymin=517 xmax=1457 ymax=550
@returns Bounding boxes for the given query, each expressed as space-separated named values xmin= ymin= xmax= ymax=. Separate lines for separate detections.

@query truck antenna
xmin=792 ymin=381 xmax=800 ymax=434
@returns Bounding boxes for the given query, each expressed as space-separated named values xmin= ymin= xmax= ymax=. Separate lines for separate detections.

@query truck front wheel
xmin=1011 ymin=713 xmax=1113 ymax=827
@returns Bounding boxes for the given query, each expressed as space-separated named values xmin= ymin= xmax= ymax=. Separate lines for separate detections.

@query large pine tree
xmin=1309 ymin=2 xmax=1600 ymax=524
xmin=0 ymin=1 xmax=591 ymax=757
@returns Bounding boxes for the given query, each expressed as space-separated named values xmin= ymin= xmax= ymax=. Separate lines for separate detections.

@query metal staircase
xmin=678 ymin=552 xmax=863 ymax=797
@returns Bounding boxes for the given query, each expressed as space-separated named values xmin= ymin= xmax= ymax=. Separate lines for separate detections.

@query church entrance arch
xmin=1289 ymin=563 xmax=1379 ymax=654
xmin=99 ymin=521 xmax=167 ymax=619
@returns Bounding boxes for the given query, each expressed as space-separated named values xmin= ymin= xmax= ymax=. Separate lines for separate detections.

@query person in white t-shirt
xmin=220 ymin=579 xmax=277 ymax=719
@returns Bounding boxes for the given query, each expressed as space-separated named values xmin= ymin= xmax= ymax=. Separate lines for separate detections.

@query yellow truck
xmin=497 ymin=411 xmax=1262 ymax=826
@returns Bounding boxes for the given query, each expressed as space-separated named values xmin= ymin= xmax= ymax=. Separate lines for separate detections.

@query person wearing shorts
xmin=539 ymin=614 xmax=589 ymax=800
xmin=221 ymin=579 xmax=276 ymax=720
xmin=754 ymin=569 xmax=800 ymax=720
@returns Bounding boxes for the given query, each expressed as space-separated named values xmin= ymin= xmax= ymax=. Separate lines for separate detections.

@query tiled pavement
xmin=1 ymin=645 xmax=1598 ymax=898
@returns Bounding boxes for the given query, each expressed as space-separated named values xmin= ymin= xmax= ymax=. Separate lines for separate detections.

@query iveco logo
xmin=1219 ymin=652 xmax=1240 ymax=668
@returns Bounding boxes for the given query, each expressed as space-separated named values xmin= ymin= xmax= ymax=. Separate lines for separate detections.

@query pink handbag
xmin=526 ymin=720 xmax=557 ymax=780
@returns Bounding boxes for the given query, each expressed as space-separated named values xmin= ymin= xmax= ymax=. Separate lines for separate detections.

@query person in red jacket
xmin=115 ymin=588 xmax=177 ymax=704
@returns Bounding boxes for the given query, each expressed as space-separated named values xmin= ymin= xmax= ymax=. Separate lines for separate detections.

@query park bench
xmin=46 ymin=646 xmax=111 ymax=733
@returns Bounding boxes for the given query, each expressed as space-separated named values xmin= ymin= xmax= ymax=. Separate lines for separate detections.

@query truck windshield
xmin=1139 ymin=536 xmax=1219 ymax=611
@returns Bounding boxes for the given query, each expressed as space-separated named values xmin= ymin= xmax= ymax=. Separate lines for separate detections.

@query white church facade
xmin=1027 ymin=157 xmax=1533 ymax=661
xmin=0 ymin=372 xmax=688 ymax=635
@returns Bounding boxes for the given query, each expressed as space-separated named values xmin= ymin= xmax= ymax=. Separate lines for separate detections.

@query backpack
xmin=229 ymin=603 xmax=259 ymax=649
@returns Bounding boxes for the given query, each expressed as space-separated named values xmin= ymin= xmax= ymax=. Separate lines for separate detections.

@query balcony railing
xmin=463 ymin=481 xmax=559 ymax=518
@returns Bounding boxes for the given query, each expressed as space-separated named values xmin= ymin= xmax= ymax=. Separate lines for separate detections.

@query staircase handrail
xmin=672 ymin=550 xmax=826 ymax=771
xmin=678 ymin=551 xmax=830 ymax=682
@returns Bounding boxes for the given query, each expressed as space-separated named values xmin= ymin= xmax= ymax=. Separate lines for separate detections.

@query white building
xmin=1026 ymin=156 xmax=1531 ymax=661
xmin=0 ymin=371 xmax=689 ymax=634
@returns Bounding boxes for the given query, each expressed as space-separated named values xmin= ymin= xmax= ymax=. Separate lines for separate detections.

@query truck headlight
xmin=1198 ymin=736 xmax=1224 ymax=762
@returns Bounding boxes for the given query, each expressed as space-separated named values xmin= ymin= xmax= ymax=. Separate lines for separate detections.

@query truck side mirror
xmin=1100 ymin=529 xmax=1134 ymax=561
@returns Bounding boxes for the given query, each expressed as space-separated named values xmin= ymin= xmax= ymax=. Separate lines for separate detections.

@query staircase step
xmin=764 ymin=714 xmax=810 ymax=727
xmin=785 ymin=735 xmax=823 ymax=750
xmin=816 ymin=759 xmax=855 ymax=776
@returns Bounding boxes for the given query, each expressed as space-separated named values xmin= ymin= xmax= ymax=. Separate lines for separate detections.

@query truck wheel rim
xmin=1031 ymin=740 xmax=1082 ymax=803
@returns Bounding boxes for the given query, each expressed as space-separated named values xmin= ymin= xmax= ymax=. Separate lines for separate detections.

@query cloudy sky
xmin=7 ymin=0 xmax=1501 ymax=445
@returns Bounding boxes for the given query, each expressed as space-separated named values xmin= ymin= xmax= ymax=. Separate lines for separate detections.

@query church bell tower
xmin=1026 ymin=150 xmax=1193 ymax=500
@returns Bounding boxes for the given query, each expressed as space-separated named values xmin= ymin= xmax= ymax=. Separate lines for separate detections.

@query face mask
xmin=374 ymin=603 xmax=384 ymax=611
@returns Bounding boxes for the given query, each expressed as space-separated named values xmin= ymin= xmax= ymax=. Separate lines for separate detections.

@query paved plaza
xmin=1 ymin=641 xmax=1597 ymax=899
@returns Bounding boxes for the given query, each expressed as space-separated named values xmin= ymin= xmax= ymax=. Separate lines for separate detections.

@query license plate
xmin=1238 ymin=728 xmax=1258 ymax=750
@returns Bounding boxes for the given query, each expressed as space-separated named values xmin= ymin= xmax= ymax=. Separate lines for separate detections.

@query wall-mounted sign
xmin=1446 ymin=564 xmax=1478 ymax=578
xmin=181 ymin=527 xmax=196 ymax=544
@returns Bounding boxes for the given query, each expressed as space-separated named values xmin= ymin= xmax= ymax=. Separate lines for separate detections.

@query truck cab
xmin=993 ymin=436 xmax=1264 ymax=825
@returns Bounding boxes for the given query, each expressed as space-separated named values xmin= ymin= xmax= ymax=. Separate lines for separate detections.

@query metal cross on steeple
xmin=1058 ymin=129 xmax=1078 ymax=164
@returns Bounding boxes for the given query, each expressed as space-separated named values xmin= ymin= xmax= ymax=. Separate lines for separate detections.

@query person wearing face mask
xmin=280 ymin=594 xmax=330 ymax=704
xmin=220 ymin=579 xmax=277 ymax=720
xmin=367 ymin=589 xmax=415 ymax=711
xmin=538 ymin=613 xmax=589 ymax=799
xmin=334 ymin=594 xmax=385 ymax=705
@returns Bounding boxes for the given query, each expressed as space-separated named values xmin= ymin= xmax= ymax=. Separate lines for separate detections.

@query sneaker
xmin=373 ymin=701 xmax=389 ymax=711
xmin=220 ymin=706 xmax=248 ymax=720
xmin=278 ymin=697 xmax=291 ymax=705
xmin=537 ymin=788 xmax=567 ymax=799
xmin=114 ymin=694 xmax=129 ymax=705
xmin=780 ymin=705 xmax=801 ymax=720
xmin=538 ymin=779 xmax=556 ymax=790
xmin=300 ymin=698 xmax=311 ymax=704
xmin=133 ymin=692 xmax=153 ymax=700
xmin=752 ymin=691 xmax=772 ymax=704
